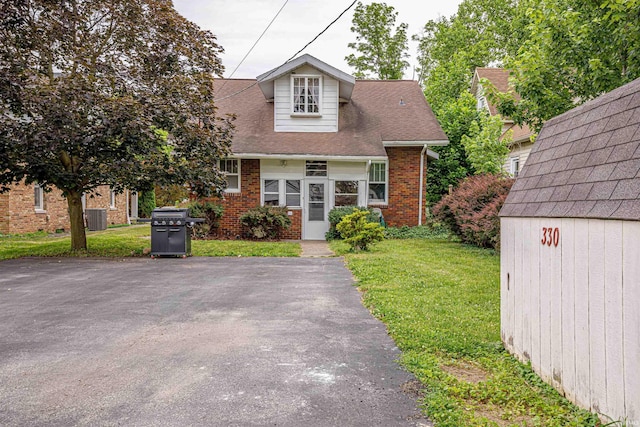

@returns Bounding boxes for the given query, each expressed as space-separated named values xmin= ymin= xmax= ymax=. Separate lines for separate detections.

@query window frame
xmin=510 ymin=156 xmax=520 ymax=177
xmin=34 ymin=184 xmax=45 ymax=211
xmin=285 ymin=179 xmax=301 ymax=208
xmin=263 ymin=179 xmax=280 ymax=206
xmin=334 ymin=180 xmax=359 ymax=207
xmin=368 ymin=162 xmax=388 ymax=205
xmin=305 ymin=160 xmax=328 ymax=177
xmin=261 ymin=179 xmax=302 ymax=208
xmin=110 ymin=189 xmax=117 ymax=209
xmin=220 ymin=158 xmax=241 ymax=193
xmin=291 ymin=75 xmax=322 ymax=116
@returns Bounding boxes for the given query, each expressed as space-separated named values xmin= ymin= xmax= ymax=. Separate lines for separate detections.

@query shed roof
xmin=214 ymin=78 xmax=448 ymax=159
xmin=500 ymin=77 xmax=640 ymax=220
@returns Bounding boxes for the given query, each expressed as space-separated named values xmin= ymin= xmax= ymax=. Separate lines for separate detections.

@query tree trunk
xmin=67 ymin=190 xmax=87 ymax=251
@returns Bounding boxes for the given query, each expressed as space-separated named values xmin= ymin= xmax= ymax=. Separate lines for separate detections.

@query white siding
xmin=503 ymin=140 xmax=535 ymax=176
xmin=273 ymin=65 xmax=339 ymax=132
xmin=501 ymin=217 xmax=640 ymax=423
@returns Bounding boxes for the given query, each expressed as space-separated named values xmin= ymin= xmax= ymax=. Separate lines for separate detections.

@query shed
xmin=499 ymin=78 xmax=640 ymax=422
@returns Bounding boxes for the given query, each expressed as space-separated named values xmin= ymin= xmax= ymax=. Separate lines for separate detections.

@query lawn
xmin=0 ymin=225 xmax=300 ymax=260
xmin=331 ymin=238 xmax=604 ymax=427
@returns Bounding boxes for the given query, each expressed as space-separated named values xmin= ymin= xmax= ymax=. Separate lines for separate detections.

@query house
xmin=499 ymin=77 xmax=640 ymax=422
xmin=0 ymin=182 xmax=135 ymax=234
xmin=471 ymin=68 xmax=534 ymax=177
xmin=212 ymin=54 xmax=448 ymax=240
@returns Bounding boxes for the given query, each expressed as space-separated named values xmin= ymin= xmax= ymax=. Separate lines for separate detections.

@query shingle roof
xmin=500 ymin=77 xmax=640 ymax=220
xmin=213 ymin=78 xmax=448 ymax=158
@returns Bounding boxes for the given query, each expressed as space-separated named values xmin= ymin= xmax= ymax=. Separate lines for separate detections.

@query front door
xmin=304 ymin=180 xmax=329 ymax=240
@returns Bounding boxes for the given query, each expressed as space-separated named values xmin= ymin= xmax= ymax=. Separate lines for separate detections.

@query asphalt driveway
xmin=0 ymin=257 xmax=431 ymax=426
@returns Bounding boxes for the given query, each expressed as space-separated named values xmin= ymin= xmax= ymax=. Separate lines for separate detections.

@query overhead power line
xmin=214 ymin=0 xmax=358 ymax=103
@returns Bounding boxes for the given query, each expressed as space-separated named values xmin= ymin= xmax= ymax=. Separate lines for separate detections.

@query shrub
xmin=384 ymin=224 xmax=450 ymax=240
xmin=326 ymin=206 xmax=380 ymax=240
xmin=336 ymin=209 xmax=384 ymax=251
xmin=240 ymin=206 xmax=291 ymax=240
xmin=188 ymin=201 xmax=224 ymax=239
xmin=138 ymin=190 xmax=156 ymax=218
xmin=432 ymin=174 xmax=514 ymax=249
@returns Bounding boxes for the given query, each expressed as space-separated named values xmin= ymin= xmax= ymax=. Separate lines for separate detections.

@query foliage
xmin=138 ymin=190 xmax=156 ymax=219
xmin=331 ymin=238 xmax=603 ymax=426
xmin=155 ymin=184 xmax=191 ymax=208
xmin=326 ymin=206 xmax=380 ymax=240
xmin=489 ymin=0 xmax=640 ymax=132
xmin=461 ymin=113 xmax=511 ymax=174
xmin=0 ymin=225 xmax=300 ymax=259
xmin=384 ymin=224 xmax=450 ymax=240
xmin=345 ymin=2 xmax=409 ymax=79
xmin=432 ymin=174 xmax=514 ymax=249
xmin=187 ymin=201 xmax=224 ymax=239
xmin=425 ymin=92 xmax=478 ymax=205
xmin=239 ymin=206 xmax=291 ymax=240
xmin=0 ymin=0 xmax=234 ymax=251
xmin=335 ymin=209 xmax=384 ymax=251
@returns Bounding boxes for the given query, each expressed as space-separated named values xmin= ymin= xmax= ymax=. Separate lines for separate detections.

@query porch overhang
xmin=232 ymin=153 xmax=388 ymax=162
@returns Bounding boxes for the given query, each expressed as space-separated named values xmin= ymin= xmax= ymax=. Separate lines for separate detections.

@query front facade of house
xmin=0 ymin=182 xmax=134 ymax=234
xmin=500 ymin=77 xmax=640 ymax=422
xmin=472 ymin=68 xmax=534 ymax=177
xmin=212 ymin=55 xmax=448 ymax=239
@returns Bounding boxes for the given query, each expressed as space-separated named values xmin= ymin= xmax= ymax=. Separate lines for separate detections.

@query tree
xmin=345 ymin=2 xmax=409 ymax=79
xmin=462 ymin=113 xmax=510 ymax=174
xmin=490 ymin=0 xmax=640 ymax=131
xmin=0 ymin=0 xmax=234 ymax=251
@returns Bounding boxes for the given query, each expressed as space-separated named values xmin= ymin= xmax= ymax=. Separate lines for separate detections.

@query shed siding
xmin=501 ymin=217 xmax=639 ymax=422
xmin=274 ymin=65 xmax=339 ymax=133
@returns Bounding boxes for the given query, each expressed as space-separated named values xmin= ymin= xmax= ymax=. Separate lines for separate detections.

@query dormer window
xmin=292 ymin=75 xmax=321 ymax=115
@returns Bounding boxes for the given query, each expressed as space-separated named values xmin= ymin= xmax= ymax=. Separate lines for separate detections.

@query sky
xmin=173 ymin=0 xmax=463 ymax=80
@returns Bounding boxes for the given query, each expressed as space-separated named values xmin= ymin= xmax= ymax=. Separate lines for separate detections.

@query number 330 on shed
xmin=541 ymin=227 xmax=560 ymax=247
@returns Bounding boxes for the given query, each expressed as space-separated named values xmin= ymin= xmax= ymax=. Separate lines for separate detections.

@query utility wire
xmin=215 ymin=0 xmax=358 ymax=103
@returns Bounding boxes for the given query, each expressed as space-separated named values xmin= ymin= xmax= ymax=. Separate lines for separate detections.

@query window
xmin=285 ymin=180 xmax=301 ymax=207
xmin=264 ymin=180 xmax=280 ymax=206
xmin=110 ymin=189 xmax=116 ymax=209
xmin=335 ymin=181 xmax=359 ymax=206
xmin=262 ymin=179 xmax=301 ymax=207
xmin=306 ymin=160 xmax=327 ymax=177
xmin=220 ymin=159 xmax=240 ymax=192
xmin=34 ymin=184 xmax=44 ymax=211
xmin=368 ymin=162 xmax=387 ymax=204
xmin=292 ymin=76 xmax=321 ymax=114
xmin=510 ymin=157 xmax=520 ymax=177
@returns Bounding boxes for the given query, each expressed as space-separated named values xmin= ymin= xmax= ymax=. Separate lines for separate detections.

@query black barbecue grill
xmin=146 ymin=207 xmax=203 ymax=258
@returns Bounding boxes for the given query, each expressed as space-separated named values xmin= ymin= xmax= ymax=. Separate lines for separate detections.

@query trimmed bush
xmin=240 ymin=206 xmax=291 ymax=240
xmin=188 ymin=201 xmax=224 ymax=239
xmin=326 ymin=206 xmax=380 ymax=240
xmin=336 ymin=208 xmax=384 ymax=251
xmin=432 ymin=174 xmax=514 ymax=249
xmin=138 ymin=190 xmax=156 ymax=218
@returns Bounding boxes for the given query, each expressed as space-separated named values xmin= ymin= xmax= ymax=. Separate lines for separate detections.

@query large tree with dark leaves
xmin=0 ymin=0 xmax=234 ymax=251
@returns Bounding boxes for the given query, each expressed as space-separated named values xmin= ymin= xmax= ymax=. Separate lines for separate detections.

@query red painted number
xmin=541 ymin=227 xmax=560 ymax=247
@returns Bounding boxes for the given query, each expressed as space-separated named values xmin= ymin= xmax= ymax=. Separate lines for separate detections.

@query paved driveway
xmin=0 ymin=257 xmax=430 ymax=426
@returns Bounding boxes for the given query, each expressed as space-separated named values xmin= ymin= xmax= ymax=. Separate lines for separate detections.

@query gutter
xmin=419 ymin=145 xmax=428 ymax=226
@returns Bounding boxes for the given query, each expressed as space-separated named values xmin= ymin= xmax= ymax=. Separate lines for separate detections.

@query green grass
xmin=0 ymin=225 xmax=300 ymax=260
xmin=331 ymin=238 xmax=603 ymax=427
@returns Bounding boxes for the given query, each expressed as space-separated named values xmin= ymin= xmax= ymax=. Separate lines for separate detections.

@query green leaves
xmin=461 ymin=113 xmax=510 ymax=175
xmin=345 ymin=2 xmax=409 ymax=79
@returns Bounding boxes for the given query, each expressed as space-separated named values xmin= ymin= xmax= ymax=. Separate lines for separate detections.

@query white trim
xmin=290 ymin=74 xmax=323 ymax=116
xmin=383 ymin=140 xmax=449 ymax=147
xmin=419 ymin=145 xmax=427 ymax=225
xmin=110 ymin=189 xmax=117 ymax=209
xmin=233 ymin=153 xmax=388 ymax=162
xmin=367 ymin=161 xmax=388 ymax=205
xmin=34 ymin=184 xmax=45 ymax=211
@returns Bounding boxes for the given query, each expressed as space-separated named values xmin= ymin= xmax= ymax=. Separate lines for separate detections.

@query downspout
xmin=418 ymin=145 xmax=428 ymax=226
xmin=366 ymin=160 xmax=372 ymax=206
xmin=126 ymin=190 xmax=130 ymax=225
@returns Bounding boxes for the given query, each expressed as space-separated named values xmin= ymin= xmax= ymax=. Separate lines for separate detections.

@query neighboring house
xmin=212 ymin=54 xmax=448 ymax=240
xmin=500 ymin=77 xmax=640 ymax=422
xmin=0 ymin=182 xmax=136 ymax=234
xmin=471 ymin=68 xmax=534 ymax=177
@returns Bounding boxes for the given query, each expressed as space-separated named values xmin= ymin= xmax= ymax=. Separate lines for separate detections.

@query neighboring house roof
xmin=472 ymin=67 xmax=532 ymax=144
xmin=500 ymin=77 xmax=640 ymax=220
xmin=214 ymin=77 xmax=448 ymax=160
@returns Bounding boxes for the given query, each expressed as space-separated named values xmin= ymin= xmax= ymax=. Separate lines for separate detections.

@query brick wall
xmin=378 ymin=147 xmax=426 ymax=227
xmin=211 ymin=159 xmax=302 ymax=239
xmin=4 ymin=182 xmax=128 ymax=234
